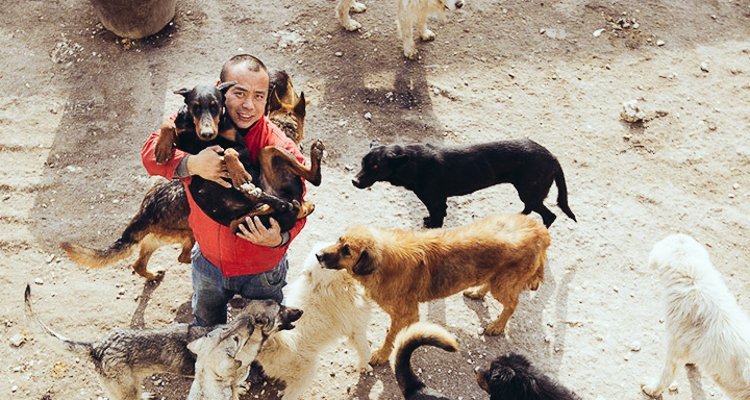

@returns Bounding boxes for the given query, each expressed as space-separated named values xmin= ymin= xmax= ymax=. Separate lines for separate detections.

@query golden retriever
xmin=317 ymin=213 xmax=550 ymax=365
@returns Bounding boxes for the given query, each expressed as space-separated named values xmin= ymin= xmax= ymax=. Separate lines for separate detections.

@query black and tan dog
xmin=476 ymin=353 xmax=581 ymax=400
xmin=25 ymin=284 xmax=302 ymax=400
xmin=352 ymin=139 xmax=576 ymax=228
xmin=61 ymin=74 xmax=314 ymax=280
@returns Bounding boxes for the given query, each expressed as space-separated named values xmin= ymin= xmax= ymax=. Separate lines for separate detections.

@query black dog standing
xmin=352 ymin=139 xmax=576 ymax=228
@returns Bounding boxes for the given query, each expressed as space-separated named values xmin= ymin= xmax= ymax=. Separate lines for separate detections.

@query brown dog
xmin=316 ymin=213 xmax=550 ymax=365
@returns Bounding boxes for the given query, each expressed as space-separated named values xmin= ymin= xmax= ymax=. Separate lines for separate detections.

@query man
xmin=141 ymin=54 xmax=306 ymax=326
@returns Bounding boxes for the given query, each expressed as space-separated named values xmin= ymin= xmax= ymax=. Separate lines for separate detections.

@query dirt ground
xmin=1 ymin=0 xmax=749 ymax=399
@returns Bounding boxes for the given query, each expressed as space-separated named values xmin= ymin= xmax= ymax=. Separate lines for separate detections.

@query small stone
xmin=656 ymin=39 xmax=665 ymax=46
xmin=593 ymin=28 xmax=605 ymax=37
xmin=630 ymin=341 xmax=642 ymax=352
xmin=34 ymin=278 xmax=44 ymax=285
xmin=733 ymin=183 xmax=740 ymax=190
xmin=9 ymin=334 xmax=25 ymax=347
xmin=337 ymin=119 xmax=347 ymax=127
xmin=668 ymin=383 xmax=679 ymax=392
xmin=363 ymin=112 xmax=372 ymax=121
xmin=620 ymin=99 xmax=646 ymax=123
xmin=11 ymin=385 xmax=18 ymax=393
xmin=334 ymin=51 xmax=343 ymax=57
xmin=700 ymin=62 xmax=709 ymax=72
xmin=45 ymin=254 xmax=55 ymax=263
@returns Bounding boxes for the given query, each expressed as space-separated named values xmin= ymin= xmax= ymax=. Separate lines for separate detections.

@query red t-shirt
xmin=141 ymin=115 xmax=306 ymax=277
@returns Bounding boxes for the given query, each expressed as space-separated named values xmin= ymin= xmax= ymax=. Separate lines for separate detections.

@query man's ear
xmin=217 ymin=81 xmax=237 ymax=94
xmin=294 ymin=92 xmax=306 ymax=117
xmin=352 ymin=250 xmax=376 ymax=276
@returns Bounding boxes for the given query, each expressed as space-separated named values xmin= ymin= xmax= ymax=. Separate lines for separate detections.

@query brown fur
xmin=317 ymin=213 xmax=550 ymax=365
xmin=267 ymin=69 xmax=306 ymax=145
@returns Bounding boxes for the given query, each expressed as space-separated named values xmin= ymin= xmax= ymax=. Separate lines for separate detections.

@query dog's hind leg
xmin=131 ymin=235 xmax=165 ymax=281
xmin=178 ymin=233 xmax=195 ymax=264
xmin=259 ymin=140 xmax=324 ymax=186
xmin=336 ymin=0 xmax=362 ymax=30
xmin=642 ymin=342 xmax=680 ymax=398
xmin=416 ymin=9 xmax=435 ymax=41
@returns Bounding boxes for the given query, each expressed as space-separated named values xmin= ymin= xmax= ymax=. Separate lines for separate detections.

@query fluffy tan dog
xmin=255 ymin=243 xmax=372 ymax=399
xmin=335 ymin=0 xmax=465 ymax=59
xmin=317 ymin=213 xmax=550 ymax=365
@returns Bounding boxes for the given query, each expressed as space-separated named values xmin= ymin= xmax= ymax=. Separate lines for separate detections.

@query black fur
xmin=352 ymin=139 xmax=576 ymax=228
xmin=172 ymin=84 xmax=299 ymax=231
xmin=477 ymin=353 xmax=581 ymax=400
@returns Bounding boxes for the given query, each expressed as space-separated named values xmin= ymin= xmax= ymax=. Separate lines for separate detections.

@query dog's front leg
xmin=348 ymin=331 xmax=372 ymax=372
xmin=417 ymin=193 xmax=447 ymax=228
xmin=154 ymin=122 xmax=177 ymax=164
xmin=223 ymin=148 xmax=253 ymax=188
xmin=398 ymin=8 xmax=418 ymax=59
xmin=641 ymin=341 xmax=680 ymax=398
xmin=370 ymin=307 xmax=418 ymax=365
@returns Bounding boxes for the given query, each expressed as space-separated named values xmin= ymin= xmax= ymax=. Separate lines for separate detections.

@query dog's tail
xmin=24 ymin=284 xmax=94 ymax=358
xmin=391 ymin=322 xmax=459 ymax=398
xmin=553 ymin=163 xmax=577 ymax=223
xmin=60 ymin=181 xmax=167 ymax=269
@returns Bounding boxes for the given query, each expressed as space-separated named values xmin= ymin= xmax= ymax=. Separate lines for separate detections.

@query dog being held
xmin=254 ymin=242 xmax=373 ymax=399
xmin=391 ymin=322 xmax=459 ymax=399
xmin=24 ymin=285 xmax=301 ymax=400
xmin=353 ymin=139 xmax=576 ymax=228
xmin=641 ymin=234 xmax=750 ymax=400
xmin=335 ymin=0 xmax=464 ymax=59
xmin=317 ymin=213 xmax=550 ymax=365
xmin=476 ymin=353 xmax=581 ymax=400
xmin=187 ymin=301 xmax=303 ymax=400
xmin=59 ymin=72 xmax=309 ymax=281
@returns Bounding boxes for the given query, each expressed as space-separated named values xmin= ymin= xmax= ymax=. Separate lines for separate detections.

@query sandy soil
xmin=1 ymin=0 xmax=749 ymax=399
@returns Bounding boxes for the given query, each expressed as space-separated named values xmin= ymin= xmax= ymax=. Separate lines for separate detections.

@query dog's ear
xmin=294 ymin=92 xmax=306 ymax=117
xmin=217 ymin=81 xmax=237 ymax=94
xmin=490 ymin=366 xmax=515 ymax=383
xmin=174 ymin=88 xmax=191 ymax=98
xmin=369 ymin=140 xmax=380 ymax=149
xmin=268 ymin=90 xmax=283 ymax=113
xmin=187 ymin=336 xmax=208 ymax=355
xmin=352 ymin=250 xmax=376 ymax=276
xmin=278 ymin=306 xmax=303 ymax=330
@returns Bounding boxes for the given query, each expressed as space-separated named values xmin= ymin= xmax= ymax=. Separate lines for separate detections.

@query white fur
xmin=642 ymin=234 xmax=750 ymax=399
xmin=335 ymin=0 xmax=464 ymax=59
xmin=255 ymin=243 xmax=373 ymax=399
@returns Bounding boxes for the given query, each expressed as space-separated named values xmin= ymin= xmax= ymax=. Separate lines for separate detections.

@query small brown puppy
xmin=317 ymin=213 xmax=550 ymax=365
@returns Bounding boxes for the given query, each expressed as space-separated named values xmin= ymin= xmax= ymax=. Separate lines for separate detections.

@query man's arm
xmin=141 ymin=130 xmax=187 ymax=179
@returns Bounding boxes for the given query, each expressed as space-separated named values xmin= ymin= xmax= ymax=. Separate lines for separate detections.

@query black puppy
xmin=352 ymin=139 xmax=576 ymax=228
xmin=154 ymin=83 xmax=303 ymax=232
xmin=476 ymin=353 xmax=581 ymax=400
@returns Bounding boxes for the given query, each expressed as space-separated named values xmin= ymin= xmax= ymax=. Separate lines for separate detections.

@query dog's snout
xmin=351 ymin=178 xmax=360 ymax=187
xmin=455 ymin=0 xmax=463 ymax=8
xmin=315 ymin=253 xmax=324 ymax=263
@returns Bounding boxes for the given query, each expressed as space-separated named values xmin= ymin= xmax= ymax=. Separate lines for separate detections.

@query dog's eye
xmin=341 ymin=244 xmax=351 ymax=256
xmin=371 ymin=164 xmax=379 ymax=170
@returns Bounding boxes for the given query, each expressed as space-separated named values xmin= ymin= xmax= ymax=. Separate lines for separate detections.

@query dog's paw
xmin=369 ymin=348 xmax=391 ymax=366
xmin=351 ymin=1 xmax=367 ymax=12
xmin=483 ymin=321 xmax=508 ymax=337
xmin=342 ymin=18 xmax=362 ymax=31
xmin=641 ymin=382 xmax=663 ymax=398
xmin=420 ymin=29 xmax=436 ymax=41
xmin=310 ymin=140 xmax=325 ymax=159
xmin=403 ymin=45 xmax=419 ymax=60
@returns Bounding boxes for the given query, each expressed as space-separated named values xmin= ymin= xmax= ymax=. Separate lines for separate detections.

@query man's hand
xmin=236 ymin=216 xmax=282 ymax=247
xmin=187 ymin=145 xmax=231 ymax=188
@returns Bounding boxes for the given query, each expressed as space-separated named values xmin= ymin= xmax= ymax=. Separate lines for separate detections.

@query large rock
xmin=90 ymin=0 xmax=177 ymax=39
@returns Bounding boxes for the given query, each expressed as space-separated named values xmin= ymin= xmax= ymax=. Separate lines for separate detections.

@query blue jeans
xmin=190 ymin=244 xmax=289 ymax=326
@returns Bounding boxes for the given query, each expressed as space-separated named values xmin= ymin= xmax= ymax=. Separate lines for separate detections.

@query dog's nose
xmin=455 ymin=0 xmax=463 ymax=8
xmin=351 ymin=178 xmax=359 ymax=187
xmin=315 ymin=253 xmax=324 ymax=263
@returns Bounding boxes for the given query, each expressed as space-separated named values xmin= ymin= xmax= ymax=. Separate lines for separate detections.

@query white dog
xmin=254 ymin=242 xmax=373 ymax=399
xmin=335 ymin=0 xmax=465 ymax=59
xmin=642 ymin=234 xmax=750 ymax=399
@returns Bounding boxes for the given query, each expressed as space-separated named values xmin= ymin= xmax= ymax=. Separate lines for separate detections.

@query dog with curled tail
xmin=641 ymin=234 xmax=750 ymax=400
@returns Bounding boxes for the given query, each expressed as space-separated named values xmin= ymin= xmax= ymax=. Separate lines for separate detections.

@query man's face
xmin=222 ymin=64 xmax=269 ymax=129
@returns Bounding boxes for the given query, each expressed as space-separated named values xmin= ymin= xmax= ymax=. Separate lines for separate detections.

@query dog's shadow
xmin=129 ymin=276 xmax=165 ymax=329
